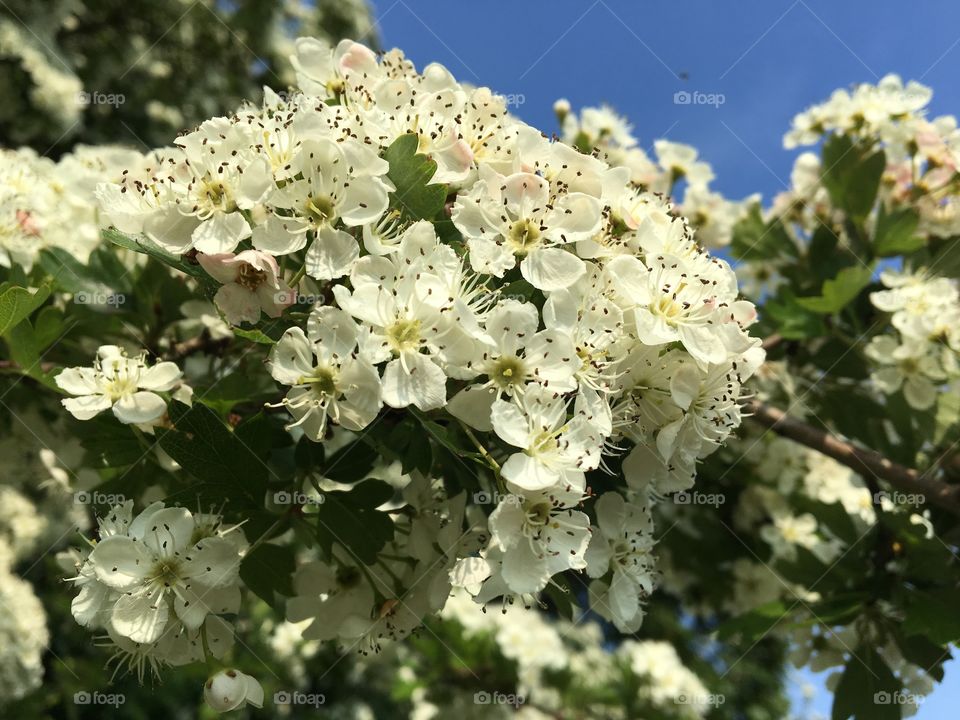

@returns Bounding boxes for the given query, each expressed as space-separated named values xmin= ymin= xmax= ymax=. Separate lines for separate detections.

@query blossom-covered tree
xmin=0 ymin=20 xmax=958 ymax=720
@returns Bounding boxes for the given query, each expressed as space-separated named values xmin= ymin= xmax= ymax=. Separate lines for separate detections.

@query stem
xmin=744 ymin=400 xmax=960 ymax=517
xmin=288 ymin=263 xmax=307 ymax=288
xmin=457 ymin=419 xmax=503 ymax=488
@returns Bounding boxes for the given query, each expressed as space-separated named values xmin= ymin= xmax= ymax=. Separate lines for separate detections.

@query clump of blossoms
xmin=866 ymin=269 xmax=959 ymax=410
xmin=0 ymin=144 xmax=143 ymax=270
xmin=556 ymin=101 xmax=759 ymax=249
xmin=86 ymin=36 xmax=761 ymax=698
xmin=66 ymin=500 xmax=247 ymax=680
xmin=773 ymin=75 xmax=960 ymax=240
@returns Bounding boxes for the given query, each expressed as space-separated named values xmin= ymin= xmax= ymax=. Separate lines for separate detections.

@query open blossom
xmin=198 ymin=250 xmax=294 ymax=326
xmin=56 ymin=345 xmax=187 ymax=424
xmin=75 ymin=502 xmax=246 ymax=644
xmin=268 ymin=306 xmax=382 ymax=439
xmin=585 ymin=493 xmax=657 ymax=632
xmin=491 ymin=387 xmax=599 ymax=492
xmin=452 ymin=166 xmax=601 ymax=291
xmin=486 ymin=482 xmax=591 ymax=594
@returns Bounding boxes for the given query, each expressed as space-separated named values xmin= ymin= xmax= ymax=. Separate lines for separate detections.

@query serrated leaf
xmin=901 ymin=587 xmax=960 ymax=644
xmin=832 ymin=646 xmax=901 ymax=720
xmin=102 ymin=227 xmax=217 ymax=294
xmin=232 ymin=326 xmax=277 ymax=344
xmin=821 ymin=135 xmax=886 ymax=221
xmin=312 ymin=479 xmax=395 ymax=564
xmin=383 ymin=133 xmax=448 ymax=221
xmin=796 ymin=265 xmax=874 ymax=314
xmin=322 ymin=438 xmax=377 ymax=483
xmin=158 ymin=402 xmax=267 ymax=507
xmin=731 ymin=204 xmax=797 ymax=260
xmin=874 ymin=207 xmax=923 ymax=256
xmin=0 ymin=283 xmax=50 ymax=336
xmin=763 ymin=290 xmax=827 ymax=338
xmin=240 ymin=542 xmax=295 ymax=609
xmin=716 ymin=600 xmax=791 ymax=642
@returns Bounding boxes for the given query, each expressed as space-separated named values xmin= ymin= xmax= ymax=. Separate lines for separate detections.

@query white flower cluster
xmin=784 ymin=74 xmax=934 ymax=151
xmin=432 ymin=590 xmax=710 ymax=719
xmin=867 ymin=269 xmax=959 ymax=410
xmin=67 ymin=501 xmax=247 ymax=679
xmin=0 ymin=19 xmax=83 ymax=134
xmin=287 ymin=472 xmax=468 ymax=653
xmin=618 ymin=640 xmax=712 ymax=718
xmin=0 ymin=562 xmax=49 ymax=703
xmin=788 ymin=623 xmax=934 ymax=718
xmin=782 ymin=75 xmax=960 ymax=237
xmin=0 ymin=144 xmax=142 ymax=270
xmin=557 ymin=102 xmax=758 ymax=249
xmin=56 ymin=344 xmax=192 ymax=426
xmin=94 ymin=37 xmax=761 ymax=636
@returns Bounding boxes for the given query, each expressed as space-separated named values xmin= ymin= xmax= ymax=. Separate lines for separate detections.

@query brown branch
xmin=744 ymin=400 xmax=960 ymax=517
xmin=761 ymin=333 xmax=784 ymax=352
xmin=168 ymin=333 xmax=231 ymax=361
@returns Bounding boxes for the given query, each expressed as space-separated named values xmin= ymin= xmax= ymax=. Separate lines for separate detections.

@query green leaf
xmin=796 ymin=265 xmax=874 ymax=314
xmin=802 ymin=593 xmax=866 ymax=626
xmin=39 ymin=246 xmax=130 ymax=299
xmin=32 ymin=306 xmax=64 ymax=348
xmin=894 ymin=632 xmax=949 ymax=682
xmin=874 ymin=207 xmax=923 ymax=256
xmin=4 ymin=320 xmax=41 ymax=375
xmin=764 ymin=290 xmax=827 ymax=339
xmin=731 ymin=204 xmax=797 ymax=261
xmin=821 ymin=135 xmax=886 ymax=221
xmin=716 ymin=600 xmax=792 ymax=642
xmin=832 ymin=646 xmax=902 ymax=720
xmin=312 ymin=480 xmax=395 ymax=564
xmin=240 ymin=542 xmax=295 ymax=609
xmin=383 ymin=133 xmax=448 ymax=221
xmin=75 ymin=416 xmax=145 ymax=468
xmin=930 ymin=237 xmax=960 ymax=278
xmin=322 ymin=438 xmax=377 ymax=484
xmin=901 ymin=587 xmax=960 ymax=644
xmin=102 ymin=228 xmax=218 ymax=294
xmin=158 ymin=402 xmax=267 ymax=507
xmin=0 ymin=283 xmax=51 ymax=336
xmin=231 ymin=326 xmax=277 ymax=344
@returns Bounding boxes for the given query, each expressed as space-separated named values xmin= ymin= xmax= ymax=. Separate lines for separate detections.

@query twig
xmin=761 ymin=333 xmax=783 ymax=352
xmin=168 ymin=333 xmax=231 ymax=361
xmin=744 ymin=400 xmax=960 ymax=517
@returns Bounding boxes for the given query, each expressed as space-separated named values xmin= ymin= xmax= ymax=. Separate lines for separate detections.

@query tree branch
xmin=168 ymin=333 xmax=231 ymax=361
xmin=744 ymin=400 xmax=960 ymax=517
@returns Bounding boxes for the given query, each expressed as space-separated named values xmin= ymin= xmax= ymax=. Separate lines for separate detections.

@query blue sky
xmin=365 ymin=0 xmax=960 ymax=716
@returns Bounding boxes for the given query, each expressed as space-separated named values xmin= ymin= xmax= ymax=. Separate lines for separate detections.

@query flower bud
xmin=204 ymin=669 xmax=263 ymax=712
